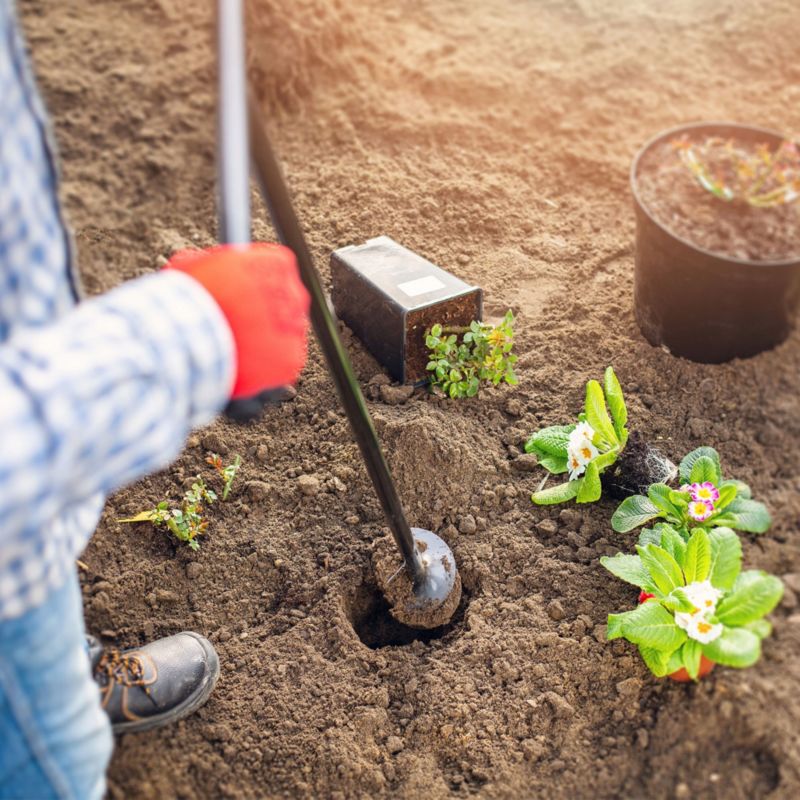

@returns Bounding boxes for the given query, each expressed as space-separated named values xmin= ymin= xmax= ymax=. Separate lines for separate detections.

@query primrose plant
xmin=525 ymin=367 xmax=628 ymax=505
xmin=425 ymin=310 xmax=517 ymax=398
xmin=612 ymin=446 xmax=771 ymax=539
xmin=601 ymin=526 xmax=782 ymax=679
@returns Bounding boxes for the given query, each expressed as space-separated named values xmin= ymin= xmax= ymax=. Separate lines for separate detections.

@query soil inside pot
xmin=636 ymin=137 xmax=800 ymax=262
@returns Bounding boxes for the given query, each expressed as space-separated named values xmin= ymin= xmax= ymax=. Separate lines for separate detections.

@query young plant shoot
xmin=119 ymin=479 xmax=217 ymax=551
xmin=119 ymin=454 xmax=242 ymax=550
xmin=425 ymin=310 xmax=518 ymax=398
xmin=207 ymin=452 xmax=242 ymax=500
xmin=611 ymin=446 xmax=771 ymax=539
xmin=601 ymin=526 xmax=782 ymax=680
xmin=525 ymin=367 xmax=628 ymax=505
xmin=673 ymin=135 xmax=800 ymax=207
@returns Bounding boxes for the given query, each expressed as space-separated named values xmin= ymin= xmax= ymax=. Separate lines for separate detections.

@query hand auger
xmin=215 ymin=0 xmax=461 ymax=627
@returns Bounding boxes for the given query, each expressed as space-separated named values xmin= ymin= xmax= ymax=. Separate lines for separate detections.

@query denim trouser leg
xmin=0 ymin=570 xmax=113 ymax=800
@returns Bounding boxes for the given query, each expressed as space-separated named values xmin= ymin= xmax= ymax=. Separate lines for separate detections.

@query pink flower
xmin=690 ymin=482 xmax=720 ymax=504
xmin=688 ymin=499 xmax=715 ymax=522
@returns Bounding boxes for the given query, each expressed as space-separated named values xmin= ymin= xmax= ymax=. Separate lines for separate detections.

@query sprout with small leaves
xmin=425 ymin=310 xmax=518 ymax=399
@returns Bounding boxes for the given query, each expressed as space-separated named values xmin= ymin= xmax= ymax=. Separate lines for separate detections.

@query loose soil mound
xmin=20 ymin=0 xmax=800 ymax=798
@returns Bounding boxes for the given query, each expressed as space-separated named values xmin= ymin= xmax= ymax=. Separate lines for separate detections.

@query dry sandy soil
xmin=19 ymin=0 xmax=800 ymax=797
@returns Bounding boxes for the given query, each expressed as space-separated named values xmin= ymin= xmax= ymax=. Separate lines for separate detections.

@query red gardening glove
xmin=165 ymin=244 xmax=310 ymax=399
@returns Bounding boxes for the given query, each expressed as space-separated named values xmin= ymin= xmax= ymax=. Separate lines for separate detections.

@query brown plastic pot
xmin=631 ymin=121 xmax=800 ymax=363
xmin=668 ymin=654 xmax=716 ymax=683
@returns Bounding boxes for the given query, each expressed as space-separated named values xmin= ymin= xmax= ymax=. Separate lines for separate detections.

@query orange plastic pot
xmin=668 ymin=654 xmax=715 ymax=682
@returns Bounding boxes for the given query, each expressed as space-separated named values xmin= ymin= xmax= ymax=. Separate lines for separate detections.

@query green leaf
xmin=706 ymin=527 xmax=742 ymax=590
xmin=720 ymin=479 xmax=751 ymax=500
xmin=702 ymin=627 xmax=761 ymax=668
xmin=681 ymin=640 xmax=703 ymax=681
xmin=603 ymin=367 xmax=628 ymax=443
xmin=659 ymin=526 xmax=687 ymax=568
xmin=690 ymin=456 xmax=720 ymax=485
xmin=430 ymin=324 xmax=442 ymax=337
xmin=576 ymin=460 xmax=602 ymax=503
xmin=592 ymin=448 xmax=621 ymax=473
xmin=743 ymin=619 xmax=772 ymax=639
xmin=669 ymin=490 xmax=689 ymax=508
xmin=611 ymin=495 xmax=663 ymax=533
xmin=647 ymin=484 xmax=681 ymax=520
xmin=584 ymin=380 xmax=618 ymax=447
xmin=723 ymin=498 xmax=771 ymax=534
xmin=662 ymin=588 xmax=695 ymax=613
xmin=716 ymin=572 xmax=783 ymax=626
xmin=638 ymin=528 xmax=662 ymax=547
xmin=679 ymin=447 xmax=722 ymax=485
xmin=665 ymin=648 xmax=685 ymax=674
xmin=609 ymin=601 xmax=688 ymax=651
xmin=639 ymin=645 xmax=673 ymax=677
xmin=524 ymin=425 xmax=575 ymax=457
xmin=637 ymin=544 xmax=685 ymax=594
xmin=531 ymin=480 xmax=580 ymax=505
xmin=536 ymin=453 xmax=568 ymax=474
xmin=715 ymin=483 xmax=738 ymax=512
xmin=683 ymin=529 xmax=711 ymax=583
xmin=600 ymin=554 xmax=655 ymax=591
xmin=607 ymin=614 xmax=625 ymax=640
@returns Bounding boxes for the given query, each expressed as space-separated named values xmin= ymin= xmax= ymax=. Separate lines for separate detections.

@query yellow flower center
xmin=581 ymin=447 xmax=593 ymax=460
xmin=697 ymin=621 xmax=712 ymax=634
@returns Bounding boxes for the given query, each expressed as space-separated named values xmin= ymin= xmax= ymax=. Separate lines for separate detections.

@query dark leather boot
xmin=88 ymin=632 xmax=220 ymax=734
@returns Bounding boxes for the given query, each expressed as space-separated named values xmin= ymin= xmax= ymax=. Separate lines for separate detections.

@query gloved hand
xmin=165 ymin=244 xmax=310 ymax=401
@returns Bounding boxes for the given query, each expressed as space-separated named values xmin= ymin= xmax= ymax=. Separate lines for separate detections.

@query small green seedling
xmin=119 ymin=479 xmax=217 ymax=551
xmin=120 ymin=454 xmax=242 ymax=550
xmin=673 ymin=135 xmax=800 ymax=207
xmin=611 ymin=446 xmax=771 ymax=538
xmin=601 ymin=526 xmax=782 ymax=679
xmin=525 ymin=366 xmax=628 ymax=505
xmin=425 ymin=310 xmax=518 ymax=398
xmin=207 ymin=453 xmax=242 ymax=500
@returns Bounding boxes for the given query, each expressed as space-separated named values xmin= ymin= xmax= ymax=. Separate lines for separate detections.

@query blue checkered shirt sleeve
xmin=0 ymin=0 xmax=235 ymax=620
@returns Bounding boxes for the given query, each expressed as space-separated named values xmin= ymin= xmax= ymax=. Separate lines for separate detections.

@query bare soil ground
xmin=20 ymin=0 xmax=800 ymax=797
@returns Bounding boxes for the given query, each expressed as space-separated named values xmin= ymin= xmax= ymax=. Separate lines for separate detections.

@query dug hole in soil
xmin=23 ymin=0 xmax=800 ymax=797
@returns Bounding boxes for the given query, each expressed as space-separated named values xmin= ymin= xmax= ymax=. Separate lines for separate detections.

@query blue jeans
xmin=0 ymin=571 xmax=112 ymax=800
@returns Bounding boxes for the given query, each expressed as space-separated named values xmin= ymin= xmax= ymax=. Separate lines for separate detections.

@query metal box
xmin=331 ymin=236 xmax=483 ymax=384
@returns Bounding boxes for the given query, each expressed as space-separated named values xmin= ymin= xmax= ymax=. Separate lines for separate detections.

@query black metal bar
xmin=215 ymin=0 xmax=250 ymax=245
xmin=246 ymin=94 xmax=424 ymax=583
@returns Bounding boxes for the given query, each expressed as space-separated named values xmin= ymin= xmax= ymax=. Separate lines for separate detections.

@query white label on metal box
xmin=397 ymin=275 xmax=445 ymax=297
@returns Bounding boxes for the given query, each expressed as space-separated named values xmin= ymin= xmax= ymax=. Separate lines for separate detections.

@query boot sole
xmin=111 ymin=632 xmax=220 ymax=735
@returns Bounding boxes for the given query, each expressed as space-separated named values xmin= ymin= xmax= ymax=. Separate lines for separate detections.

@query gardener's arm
xmin=0 ymin=244 xmax=308 ymax=545
xmin=0 ymin=270 xmax=232 ymax=543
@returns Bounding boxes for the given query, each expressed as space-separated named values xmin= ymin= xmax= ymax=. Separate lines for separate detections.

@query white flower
xmin=674 ymin=580 xmax=724 ymax=643
xmin=686 ymin=616 xmax=723 ymax=644
xmin=682 ymin=580 xmax=722 ymax=612
xmin=567 ymin=422 xmax=598 ymax=480
xmin=573 ymin=421 xmax=596 ymax=443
